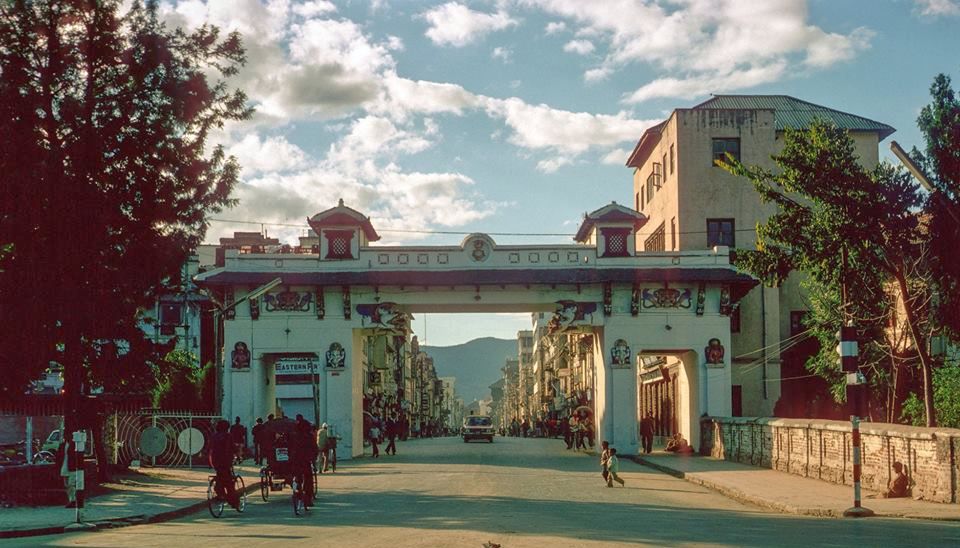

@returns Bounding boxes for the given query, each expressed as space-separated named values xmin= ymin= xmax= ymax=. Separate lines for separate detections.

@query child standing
xmin=606 ymin=448 xmax=625 ymax=487
xmin=599 ymin=441 xmax=611 ymax=484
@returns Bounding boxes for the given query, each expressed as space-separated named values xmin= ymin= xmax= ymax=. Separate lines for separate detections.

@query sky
xmin=162 ymin=0 xmax=960 ymax=346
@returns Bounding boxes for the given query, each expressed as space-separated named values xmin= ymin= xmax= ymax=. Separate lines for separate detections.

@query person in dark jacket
xmin=640 ymin=412 xmax=656 ymax=454
xmin=229 ymin=416 xmax=247 ymax=464
xmin=210 ymin=420 xmax=240 ymax=509
xmin=385 ymin=415 xmax=398 ymax=456
xmin=291 ymin=415 xmax=316 ymax=508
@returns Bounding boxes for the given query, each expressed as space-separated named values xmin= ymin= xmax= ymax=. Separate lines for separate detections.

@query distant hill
xmin=423 ymin=337 xmax=517 ymax=402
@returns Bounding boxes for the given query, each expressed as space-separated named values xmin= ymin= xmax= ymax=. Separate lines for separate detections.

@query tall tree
xmin=721 ymin=121 xmax=936 ymax=424
xmin=0 ymin=0 xmax=250 ymax=444
xmin=915 ymin=74 xmax=960 ymax=339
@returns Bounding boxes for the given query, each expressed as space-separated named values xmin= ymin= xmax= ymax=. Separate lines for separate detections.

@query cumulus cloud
xmin=601 ymin=148 xmax=630 ymax=165
xmin=227 ymin=134 xmax=309 ymax=175
xmin=421 ymin=2 xmax=519 ymax=47
xmin=624 ymin=62 xmax=789 ymax=103
xmin=520 ymin=0 xmax=875 ymax=101
xmin=914 ymin=0 xmax=960 ymax=16
xmin=563 ymin=39 xmax=594 ymax=55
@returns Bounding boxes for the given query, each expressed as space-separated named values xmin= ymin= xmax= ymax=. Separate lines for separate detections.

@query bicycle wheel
xmin=312 ymin=464 xmax=319 ymax=502
xmin=260 ymin=468 xmax=270 ymax=501
xmin=292 ymin=478 xmax=305 ymax=516
xmin=207 ymin=478 xmax=224 ymax=518
xmin=235 ymin=475 xmax=246 ymax=513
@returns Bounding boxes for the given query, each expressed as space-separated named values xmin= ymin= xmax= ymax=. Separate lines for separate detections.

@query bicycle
xmin=207 ymin=472 xmax=246 ymax=518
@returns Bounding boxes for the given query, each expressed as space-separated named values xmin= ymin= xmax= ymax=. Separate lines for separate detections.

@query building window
xmin=646 ymin=162 xmax=662 ymax=198
xmin=644 ymin=222 xmax=666 ymax=252
xmin=635 ymin=192 xmax=640 ymax=212
xmin=159 ymin=303 xmax=182 ymax=336
xmin=706 ymin=218 xmax=735 ymax=248
xmin=730 ymin=307 xmax=741 ymax=333
xmin=601 ymin=228 xmax=631 ymax=257
xmin=640 ymin=185 xmax=645 ymax=210
xmin=712 ymin=138 xmax=740 ymax=165
xmin=324 ymin=230 xmax=355 ymax=259
xmin=662 ymin=153 xmax=667 ymax=182
xmin=790 ymin=311 xmax=807 ymax=336
xmin=669 ymin=144 xmax=675 ymax=174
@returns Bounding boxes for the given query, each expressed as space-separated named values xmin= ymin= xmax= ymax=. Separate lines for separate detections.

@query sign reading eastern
xmin=274 ymin=354 xmax=320 ymax=385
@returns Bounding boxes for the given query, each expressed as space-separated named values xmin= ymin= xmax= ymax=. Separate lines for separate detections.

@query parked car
xmin=462 ymin=415 xmax=494 ymax=443
xmin=41 ymin=429 xmax=95 ymax=457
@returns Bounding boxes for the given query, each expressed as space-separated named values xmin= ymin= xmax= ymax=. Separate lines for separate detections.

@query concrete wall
xmin=701 ymin=417 xmax=960 ymax=504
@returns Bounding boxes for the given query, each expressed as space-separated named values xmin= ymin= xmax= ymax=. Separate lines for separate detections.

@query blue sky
xmin=164 ymin=0 xmax=959 ymax=345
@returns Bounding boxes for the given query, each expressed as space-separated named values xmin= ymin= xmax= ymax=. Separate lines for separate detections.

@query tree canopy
xmin=722 ymin=120 xmax=933 ymax=423
xmin=0 ymin=1 xmax=250 ymax=414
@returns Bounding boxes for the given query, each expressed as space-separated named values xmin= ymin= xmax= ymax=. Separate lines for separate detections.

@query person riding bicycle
xmin=290 ymin=415 xmax=316 ymax=508
xmin=210 ymin=419 xmax=241 ymax=510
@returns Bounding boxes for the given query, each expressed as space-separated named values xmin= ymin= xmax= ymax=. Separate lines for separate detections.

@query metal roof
xmin=692 ymin=95 xmax=895 ymax=140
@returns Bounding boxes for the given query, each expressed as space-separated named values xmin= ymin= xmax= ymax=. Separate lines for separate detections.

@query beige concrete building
xmin=626 ymin=95 xmax=894 ymax=419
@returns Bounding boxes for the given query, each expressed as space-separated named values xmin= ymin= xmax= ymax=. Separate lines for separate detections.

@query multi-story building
xmin=516 ymin=330 xmax=534 ymax=421
xmin=626 ymin=95 xmax=894 ymax=420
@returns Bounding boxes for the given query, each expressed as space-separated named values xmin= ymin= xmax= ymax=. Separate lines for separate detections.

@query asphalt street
xmin=12 ymin=436 xmax=960 ymax=547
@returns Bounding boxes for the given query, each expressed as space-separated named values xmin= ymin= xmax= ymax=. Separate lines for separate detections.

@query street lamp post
xmin=890 ymin=141 xmax=960 ymax=225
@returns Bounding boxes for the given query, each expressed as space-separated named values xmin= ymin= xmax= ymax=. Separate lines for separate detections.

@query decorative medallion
xmin=548 ymin=251 xmax=560 ymax=263
xmin=264 ymin=290 xmax=313 ymax=312
xmin=705 ymin=338 xmax=725 ymax=366
xmin=417 ymin=254 xmax=429 ymax=264
xmin=528 ymin=252 xmax=540 ymax=263
xmin=469 ymin=238 xmax=490 ymax=262
xmin=567 ymin=251 xmax=579 ymax=263
xmin=611 ymin=339 xmax=631 ymax=367
xmin=231 ymin=341 xmax=251 ymax=369
xmin=378 ymin=254 xmax=389 ymax=265
xmin=398 ymin=254 xmax=409 ymax=264
xmin=509 ymin=252 xmax=520 ymax=264
xmin=641 ymin=287 xmax=692 ymax=309
xmin=325 ymin=342 xmax=345 ymax=368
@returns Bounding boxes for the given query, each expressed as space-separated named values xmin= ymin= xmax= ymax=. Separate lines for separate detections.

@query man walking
xmin=385 ymin=415 xmax=398 ymax=455
xmin=229 ymin=416 xmax=247 ymax=464
xmin=640 ymin=412 xmax=655 ymax=454
xmin=251 ymin=417 xmax=265 ymax=465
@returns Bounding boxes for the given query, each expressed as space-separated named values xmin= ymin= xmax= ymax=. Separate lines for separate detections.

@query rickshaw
xmin=258 ymin=418 xmax=318 ymax=516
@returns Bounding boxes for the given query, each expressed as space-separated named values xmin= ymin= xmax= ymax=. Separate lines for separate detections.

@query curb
xmin=630 ymin=455 xmax=844 ymax=518
xmin=0 ymin=478 xmax=260 ymax=539
xmin=630 ymin=455 xmax=960 ymax=522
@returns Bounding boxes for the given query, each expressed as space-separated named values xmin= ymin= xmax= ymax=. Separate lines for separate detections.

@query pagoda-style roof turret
xmin=307 ymin=199 xmax=380 ymax=242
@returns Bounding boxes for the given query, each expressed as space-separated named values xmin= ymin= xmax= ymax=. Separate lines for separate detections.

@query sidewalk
xmin=0 ymin=464 xmax=260 ymax=538
xmin=631 ymin=451 xmax=960 ymax=521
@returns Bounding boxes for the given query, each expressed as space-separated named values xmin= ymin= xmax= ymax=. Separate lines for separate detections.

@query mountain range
xmin=423 ymin=337 xmax=517 ymax=403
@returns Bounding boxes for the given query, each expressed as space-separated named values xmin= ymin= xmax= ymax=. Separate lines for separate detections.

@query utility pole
xmin=839 ymin=247 xmax=873 ymax=518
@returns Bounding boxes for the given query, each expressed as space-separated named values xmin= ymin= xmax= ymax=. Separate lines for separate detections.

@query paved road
xmin=13 ymin=436 xmax=960 ymax=547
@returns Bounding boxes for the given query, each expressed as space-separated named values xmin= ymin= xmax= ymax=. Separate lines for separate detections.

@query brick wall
xmin=700 ymin=417 xmax=960 ymax=504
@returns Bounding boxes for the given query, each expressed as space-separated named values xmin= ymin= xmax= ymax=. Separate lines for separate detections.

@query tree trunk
xmin=894 ymin=267 xmax=937 ymax=427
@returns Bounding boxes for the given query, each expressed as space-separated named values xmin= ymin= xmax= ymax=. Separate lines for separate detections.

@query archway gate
xmin=195 ymin=201 xmax=756 ymax=458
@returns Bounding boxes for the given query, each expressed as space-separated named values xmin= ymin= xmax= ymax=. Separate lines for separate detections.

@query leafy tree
xmin=721 ymin=121 xmax=936 ymax=424
xmin=152 ymin=349 xmax=214 ymax=410
xmin=915 ymin=74 xmax=960 ymax=339
xmin=0 ymin=0 xmax=249 ymax=449
xmin=901 ymin=360 xmax=960 ymax=428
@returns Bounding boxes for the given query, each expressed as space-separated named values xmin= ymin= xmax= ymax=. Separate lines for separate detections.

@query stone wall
xmin=700 ymin=417 xmax=960 ymax=504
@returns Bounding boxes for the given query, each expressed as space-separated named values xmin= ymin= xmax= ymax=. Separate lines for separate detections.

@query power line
xmin=208 ymin=216 xmax=762 ymax=239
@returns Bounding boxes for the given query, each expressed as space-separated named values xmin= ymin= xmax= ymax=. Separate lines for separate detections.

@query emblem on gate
xmin=705 ymin=338 xmax=725 ymax=366
xmin=611 ymin=339 xmax=631 ymax=367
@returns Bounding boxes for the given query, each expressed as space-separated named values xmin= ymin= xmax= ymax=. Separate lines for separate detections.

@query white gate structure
xmin=195 ymin=200 xmax=756 ymax=457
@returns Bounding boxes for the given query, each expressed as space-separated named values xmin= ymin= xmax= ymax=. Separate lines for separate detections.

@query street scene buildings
xmin=3 ymin=2 xmax=960 ymax=545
